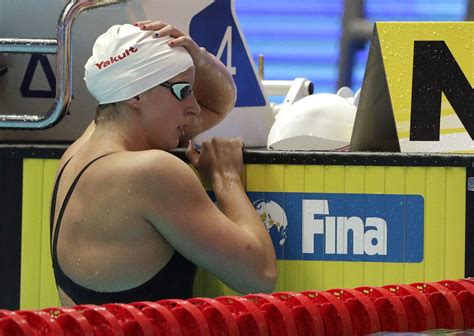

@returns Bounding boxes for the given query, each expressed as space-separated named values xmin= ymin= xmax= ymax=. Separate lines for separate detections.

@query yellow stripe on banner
xmin=444 ymin=168 xmax=466 ymax=278
xmin=21 ymin=159 xmax=60 ymax=310
xmin=264 ymin=165 xmax=286 ymax=292
xmin=425 ymin=167 xmax=447 ymax=281
xmin=246 ymin=164 xmax=266 ymax=192
xmin=282 ymin=165 xmax=305 ymax=292
xmin=303 ymin=165 xmax=325 ymax=291
xmin=342 ymin=166 xmax=365 ymax=289
xmin=383 ymin=167 xmax=406 ymax=285
xmin=322 ymin=165 xmax=345 ymax=290
xmin=404 ymin=167 xmax=426 ymax=284
xmin=40 ymin=160 xmax=61 ymax=308
xmin=363 ymin=167 xmax=385 ymax=287
xmin=21 ymin=159 xmax=44 ymax=309
xmin=264 ymin=164 xmax=285 ymax=192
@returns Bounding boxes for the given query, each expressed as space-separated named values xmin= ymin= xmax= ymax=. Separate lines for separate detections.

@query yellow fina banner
xmin=194 ymin=163 xmax=467 ymax=298
xmin=19 ymin=158 xmax=467 ymax=309
xmin=378 ymin=22 xmax=473 ymax=153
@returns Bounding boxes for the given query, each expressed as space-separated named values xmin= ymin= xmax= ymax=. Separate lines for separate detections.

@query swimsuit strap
xmin=52 ymin=153 xmax=115 ymax=254
xmin=50 ymin=156 xmax=73 ymax=236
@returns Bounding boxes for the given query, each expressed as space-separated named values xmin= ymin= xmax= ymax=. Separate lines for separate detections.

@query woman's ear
xmin=124 ymin=95 xmax=141 ymax=109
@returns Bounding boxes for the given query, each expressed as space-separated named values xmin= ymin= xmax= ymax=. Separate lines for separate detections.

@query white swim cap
xmin=84 ymin=24 xmax=194 ymax=104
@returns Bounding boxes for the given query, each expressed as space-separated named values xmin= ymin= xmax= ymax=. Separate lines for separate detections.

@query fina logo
xmin=302 ymin=200 xmax=387 ymax=256
xmin=249 ymin=192 xmax=423 ymax=262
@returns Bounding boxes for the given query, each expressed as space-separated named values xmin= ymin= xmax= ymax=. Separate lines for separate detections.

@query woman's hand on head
xmin=134 ymin=20 xmax=237 ymax=134
xmin=134 ymin=20 xmax=206 ymax=66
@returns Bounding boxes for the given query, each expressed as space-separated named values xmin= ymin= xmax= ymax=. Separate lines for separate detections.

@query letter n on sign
xmin=350 ymin=22 xmax=473 ymax=153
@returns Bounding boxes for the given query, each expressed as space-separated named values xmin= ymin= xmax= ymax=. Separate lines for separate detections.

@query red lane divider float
xmin=301 ymin=290 xmax=353 ymax=336
xmin=438 ymin=279 xmax=474 ymax=329
xmin=187 ymin=298 xmax=240 ymax=336
xmin=272 ymin=291 xmax=325 ymax=336
xmin=102 ymin=303 xmax=154 ymax=336
xmin=42 ymin=307 xmax=95 ymax=336
xmin=461 ymin=278 xmax=474 ymax=286
xmin=326 ymin=288 xmax=381 ymax=335
xmin=215 ymin=296 xmax=269 ymax=336
xmin=73 ymin=304 xmax=124 ymax=336
xmin=0 ymin=310 xmax=34 ymax=336
xmin=244 ymin=293 xmax=298 ymax=336
xmin=131 ymin=301 xmax=183 ymax=336
xmin=16 ymin=310 xmax=65 ymax=336
xmin=3 ymin=278 xmax=472 ymax=335
xmin=410 ymin=282 xmax=464 ymax=329
xmin=355 ymin=286 xmax=409 ymax=332
xmin=158 ymin=299 xmax=211 ymax=336
xmin=383 ymin=284 xmax=436 ymax=332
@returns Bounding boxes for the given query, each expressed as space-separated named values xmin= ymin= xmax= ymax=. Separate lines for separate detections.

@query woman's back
xmin=51 ymin=135 xmax=196 ymax=305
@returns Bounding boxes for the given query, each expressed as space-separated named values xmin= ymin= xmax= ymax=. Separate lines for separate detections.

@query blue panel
xmin=246 ymin=192 xmax=425 ymax=262
xmin=191 ymin=0 xmax=266 ymax=107
xmin=235 ymin=0 xmax=343 ymax=95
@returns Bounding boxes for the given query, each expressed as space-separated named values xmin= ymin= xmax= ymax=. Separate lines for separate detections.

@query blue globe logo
xmin=254 ymin=200 xmax=288 ymax=247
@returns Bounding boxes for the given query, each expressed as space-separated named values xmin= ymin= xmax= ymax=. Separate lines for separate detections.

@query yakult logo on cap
xmin=95 ymin=46 xmax=138 ymax=70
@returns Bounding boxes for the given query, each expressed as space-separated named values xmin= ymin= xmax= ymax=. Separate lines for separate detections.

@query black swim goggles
xmin=160 ymin=81 xmax=193 ymax=101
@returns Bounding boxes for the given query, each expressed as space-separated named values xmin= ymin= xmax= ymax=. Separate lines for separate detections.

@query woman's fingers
xmin=185 ymin=140 xmax=200 ymax=167
xmin=166 ymin=35 xmax=188 ymax=46
xmin=133 ymin=20 xmax=153 ymax=28
xmin=154 ymin=25 xmax=185 ymax=38
xmin=134 ymin=21 xmax=185 ymax=38
xmin=133 ymin=20 xmax=205 ymax=70
xmin=166 ymin=36 xmax=203 ymax=62
xmin=132 ymin=21 xmax=198 ymax=52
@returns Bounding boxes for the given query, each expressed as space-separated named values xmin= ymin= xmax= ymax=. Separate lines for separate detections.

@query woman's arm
xmin=139 ymin=139 xmax=277 ymax=294
xmin=191 ymin=47 xmax=237 ymax=135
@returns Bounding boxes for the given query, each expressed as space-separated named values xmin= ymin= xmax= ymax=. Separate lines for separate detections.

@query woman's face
xmin=139 ymin=66 xmax=201 ymax=150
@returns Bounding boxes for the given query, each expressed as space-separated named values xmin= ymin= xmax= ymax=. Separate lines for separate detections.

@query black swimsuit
xmin=50 ymin=153 xmax=196 ymax=305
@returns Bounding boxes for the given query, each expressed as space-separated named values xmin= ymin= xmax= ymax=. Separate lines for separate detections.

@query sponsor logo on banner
xmin=249 ymin=192 xmax=424 ymax=263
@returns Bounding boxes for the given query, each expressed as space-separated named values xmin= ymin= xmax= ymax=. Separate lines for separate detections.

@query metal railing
xmin=337 ymin=0 xmax=372 ymax=89
xmin=467 ymin=0 xmax=474 ymax=20
xmin=0 ymin=0 xmax=128 ymax=129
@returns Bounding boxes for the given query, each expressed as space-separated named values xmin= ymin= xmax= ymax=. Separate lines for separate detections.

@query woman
xmin=50 ymin=21 xmax=277 ymax=306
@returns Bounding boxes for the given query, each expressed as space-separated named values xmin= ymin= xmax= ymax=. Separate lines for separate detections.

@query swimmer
xmin=50 ymin=21 xmax=277 ymax=306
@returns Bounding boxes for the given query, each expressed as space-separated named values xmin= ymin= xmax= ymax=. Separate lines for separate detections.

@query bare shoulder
xmin=130 ymin=150 xmax=197 ymax=184
xmin=127 ymin=150 xmax=206 ymax=202
xmin=128 ymin=150 xmax=219 ymax=238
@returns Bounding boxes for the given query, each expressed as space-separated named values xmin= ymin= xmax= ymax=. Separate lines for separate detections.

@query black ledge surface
xmin=172 ymin=148 xmax=474 ymax=167
xmin=0 ymin=144 xmax=473 ymax=167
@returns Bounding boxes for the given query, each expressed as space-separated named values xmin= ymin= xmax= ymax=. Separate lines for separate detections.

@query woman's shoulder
xmin=124 ymin=149 xmax=194 ymax=181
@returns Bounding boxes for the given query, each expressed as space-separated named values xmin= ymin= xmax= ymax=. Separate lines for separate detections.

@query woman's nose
xmin=186 ymin=95 xmax=201 ymax=116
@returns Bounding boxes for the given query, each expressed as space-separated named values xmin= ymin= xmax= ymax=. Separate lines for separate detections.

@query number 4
xmin=216 ymin=26 xmax=236 ymax=75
